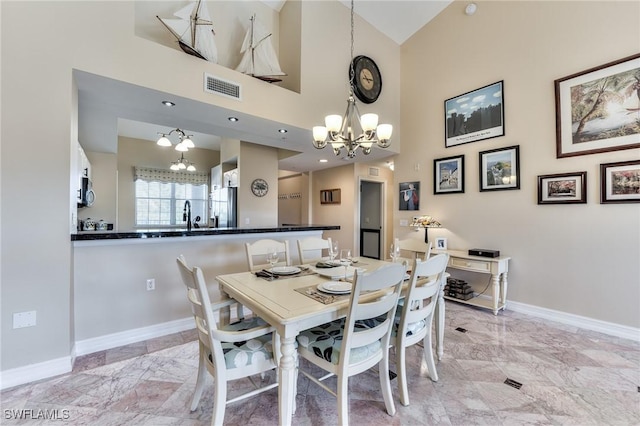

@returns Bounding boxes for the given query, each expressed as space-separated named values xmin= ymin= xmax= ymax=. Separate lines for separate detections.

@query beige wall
xmin=116 ymin=137 xmax=220 ymax=230
xmin=397 ymin=1 xmax=640 ymax=327
xmin=238 ymin=142 xmax=279 ymax=227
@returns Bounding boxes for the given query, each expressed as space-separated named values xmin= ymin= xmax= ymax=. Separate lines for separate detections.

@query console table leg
xmin=501 ymin=272 xmax=508 ymax=310
xmin=436 ymin=279 xmax=445 ymax=361
xmin=491 ymin=274 xmax=500 ymax=315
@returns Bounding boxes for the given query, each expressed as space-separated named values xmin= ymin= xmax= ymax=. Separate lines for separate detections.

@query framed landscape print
xmin=537 ymin=172 xmax=587 ymax=204
xmin=600 ymin=160 xmax=640 ymax=204
xmin=555 ymin=53 xmax=640 ymax=158
xmin=434 ymin=155 xmax=464 ymax=194
xmin=445 ymin=81 xmax=504 ymax=147
xmin=399 ymin=181 xmax=420 ymax=210
xmin=479 ymin=145 xmax=520 ymax=192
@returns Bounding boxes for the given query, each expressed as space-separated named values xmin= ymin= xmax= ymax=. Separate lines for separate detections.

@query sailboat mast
xmin=191 ymin=0 xmax=201 ymax=49
xmin=250 ymin=14 xmax=256 ymax=76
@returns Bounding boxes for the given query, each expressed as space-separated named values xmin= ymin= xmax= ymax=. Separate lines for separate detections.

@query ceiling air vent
xmin=204 ymin=73 xmax=241 ymax=101
xmin=369 ymin=167 xmax=380 ymax=176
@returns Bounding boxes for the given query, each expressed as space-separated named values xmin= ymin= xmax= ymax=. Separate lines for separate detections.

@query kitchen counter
xmin=71 ymin=224 xmax=339 ymax=241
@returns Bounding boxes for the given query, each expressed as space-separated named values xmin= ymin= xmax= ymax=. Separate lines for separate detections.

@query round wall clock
xmin=251 ymin=178 xmax=269 ymax=197
xmin=350 ymin=55 xmax=382 ymax=104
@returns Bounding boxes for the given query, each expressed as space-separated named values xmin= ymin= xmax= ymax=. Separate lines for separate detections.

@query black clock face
xmin=251 ymin=178 xmax=268 ymax=197
xmin=351 ymin=55 xmax=382 ymax=104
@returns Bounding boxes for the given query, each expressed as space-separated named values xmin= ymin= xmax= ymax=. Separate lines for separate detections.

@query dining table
xmin=215 ymin=258 xmax=447 ymax=426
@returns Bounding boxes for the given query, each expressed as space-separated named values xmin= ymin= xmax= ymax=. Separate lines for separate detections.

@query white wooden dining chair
xmin=296 ymin=262 xmax=407 ymax=425
xmin=296 ymin=236 xmax=333 ymax=264
xmin=394 ymin=237 xmax=432 ymax=263
xmin=394 ymin=253 xmax=449 ymax=406
xmin=176 ymin=256 xmax=279 ymax=425
xmin=245 ymin=238 xmax=292 ymax=272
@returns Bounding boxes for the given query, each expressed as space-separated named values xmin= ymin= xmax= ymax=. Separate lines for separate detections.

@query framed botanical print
xmin=445 ymin=81 xmax=504 ymax=147
xmin=555 ymin=53 xmax=640 ymax=158
xmin=399 ymin=181 xmax=420 ymax=210
xmin=537 ymin=172 xmax=587 ymax=204
xmin=600 ymin=160 xmax=640 ymax=204
xmin=434 ymin=155 xmax=464 ymax=194
xmin=479 ymin=145 xmax=520 ymax=192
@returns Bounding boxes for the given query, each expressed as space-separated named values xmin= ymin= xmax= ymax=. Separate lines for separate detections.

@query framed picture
xmin=555 ymin=53 xmax=640 ymax=158
xmin=435 ymin=237 xmax=447 ymax=250
xmin=479 ymin=145 xmax=520 ymax=192
xmin=537 ymin=172 xmax=587 ymax=204
xmin=434 ymin=155 xmax=464 ymax=194
xmin=445 ymin=81 xmax=504 ymax=147
xmin=600 ymin=160 xmax=640 ymax=204
xmin=399 ymin=181 xmax=420 ymax=210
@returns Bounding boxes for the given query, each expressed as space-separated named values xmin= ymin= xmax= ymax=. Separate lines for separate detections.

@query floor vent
xmin=204 ymin=73 xmax=241 ymax=100
xmin=455 ymin=327 xmax=468 ymax=333
xmin=504 ymin=378 xmax=522 ymax=389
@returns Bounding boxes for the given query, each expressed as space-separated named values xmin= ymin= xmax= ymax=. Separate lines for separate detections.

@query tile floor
xmin=2 ymin=302 xmax=639 ymax=425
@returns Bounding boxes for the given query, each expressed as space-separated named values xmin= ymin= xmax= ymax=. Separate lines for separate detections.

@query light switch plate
xmin=13 ymin=311 xmax=36 ymax=328
xmin=400 ymin=219 xmax=408 ymax=226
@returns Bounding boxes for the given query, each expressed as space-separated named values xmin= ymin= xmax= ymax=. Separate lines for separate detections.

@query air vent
xmin=204 ymin=73 xmax=241 ymax=100
xmin=369 ymin=167 xmax=380 ymax=176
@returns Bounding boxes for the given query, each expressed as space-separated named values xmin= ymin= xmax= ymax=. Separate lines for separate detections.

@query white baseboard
xmin=0 ymin=356 xmax=72 ymax=391
xmin=74 ymin=317 xmax=195 ymax=356
xmin=506 ymin=300 xmax=640 ymax=342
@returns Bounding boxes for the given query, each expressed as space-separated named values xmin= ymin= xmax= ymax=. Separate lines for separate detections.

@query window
xmin=134 ymin=167 xmax=209 ymax=227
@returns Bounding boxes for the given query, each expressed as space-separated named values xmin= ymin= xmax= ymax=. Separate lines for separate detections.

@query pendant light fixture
xmin=311 ymin=0 xmax=392 ymax=158
xmin=157 ymin=128 xmax=195 ymax=151
xmin=170 ymin=153 xmax=196 ymax=171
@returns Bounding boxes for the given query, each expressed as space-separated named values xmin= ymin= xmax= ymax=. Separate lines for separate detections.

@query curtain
xmin=134 ymin=166 xmax=209 ymax=185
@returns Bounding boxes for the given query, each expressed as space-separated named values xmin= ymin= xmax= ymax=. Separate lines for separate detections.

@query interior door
xmin=359 ymin=181 xmax=383 ymax=259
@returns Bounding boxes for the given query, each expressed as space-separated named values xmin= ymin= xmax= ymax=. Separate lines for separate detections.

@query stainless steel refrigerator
xmin=210 ymin=187 xmax=237 ymax=228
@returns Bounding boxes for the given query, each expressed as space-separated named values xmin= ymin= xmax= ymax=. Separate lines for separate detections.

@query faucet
xmin=183 ymin=200 xmax=192 ymax=231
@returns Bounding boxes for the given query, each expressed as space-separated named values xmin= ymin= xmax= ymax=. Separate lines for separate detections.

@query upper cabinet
xmin=78 ymin=143 xmax=91 ymax=180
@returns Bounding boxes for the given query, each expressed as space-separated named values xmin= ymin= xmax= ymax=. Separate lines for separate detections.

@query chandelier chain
xmin=348 ymin=0 xmax=355 ymax=96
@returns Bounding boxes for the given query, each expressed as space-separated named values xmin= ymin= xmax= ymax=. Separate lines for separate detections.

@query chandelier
xmin=157 ymin=128 xmax=195 ymax=152
xmin=311 ymin=0 xmax=392 ymax=158
xmin=170 ymin=153 xmax=196 ymax=171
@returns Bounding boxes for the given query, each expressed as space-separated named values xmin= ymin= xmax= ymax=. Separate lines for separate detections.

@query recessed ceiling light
xmin=319 ymin=159 xmax=328 ymax=163
xmin=278 ymin=128 xmax=288 ymax=134
xmin=228 ymin=117 xmax=239 ymax=122
xmin=161 ymin=100 xmax=175 ymax=107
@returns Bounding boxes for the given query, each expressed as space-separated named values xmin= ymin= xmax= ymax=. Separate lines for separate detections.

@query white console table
xmin=432 ymin=249 xmax=510 ymax=315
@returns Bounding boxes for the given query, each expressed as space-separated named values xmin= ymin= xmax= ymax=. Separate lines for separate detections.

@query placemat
xmin=295 ymin=283 xmax=352 ymax=305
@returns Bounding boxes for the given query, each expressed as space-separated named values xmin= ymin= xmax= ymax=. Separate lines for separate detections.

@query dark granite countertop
xmin=71 ymin=225 xmax=339 ymax=241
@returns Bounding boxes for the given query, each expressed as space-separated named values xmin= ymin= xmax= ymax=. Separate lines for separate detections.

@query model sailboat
xmin=235 ymin=14 xmax=286 ymax=83
xmin=156 ymin=0 xmax=217 ymax=63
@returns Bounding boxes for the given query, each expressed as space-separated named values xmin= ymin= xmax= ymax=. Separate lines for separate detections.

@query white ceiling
xmin=78 ymin=0 xmax=453 ymax=172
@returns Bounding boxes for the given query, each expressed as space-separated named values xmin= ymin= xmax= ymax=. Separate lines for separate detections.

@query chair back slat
xmin=297 ymin=237 xmax=332 ymax=264
xmin=245 ymin=239 xmax=291 ymax=272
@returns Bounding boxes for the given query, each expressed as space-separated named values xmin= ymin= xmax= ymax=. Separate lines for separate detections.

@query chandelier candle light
xmin=311 ymin=0 xmax=392 ymax=158
xmin=157 ymin=128 xmax=195 ymax=152
xmin=410 ymin=215 xmax=442 ymax=243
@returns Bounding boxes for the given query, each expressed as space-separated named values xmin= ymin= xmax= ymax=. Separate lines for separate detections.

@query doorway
xmin=358 ymin=180 xmax=384 ymax=259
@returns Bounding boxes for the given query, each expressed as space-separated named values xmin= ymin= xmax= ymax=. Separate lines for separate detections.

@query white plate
xmin=317 ymin=281 xmax=352 ymax=294
xmin=271 ymin=266 xmax=301 ymax=275
xmin=313 ymin=266 xmax=365 ymax=280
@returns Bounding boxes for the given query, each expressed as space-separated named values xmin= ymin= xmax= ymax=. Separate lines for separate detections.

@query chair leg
xmin=396 ymin=345 xmax=410 ymax=406
xmin=211 ymin=374 xmax=227 ymax=426
xmin=423 ymin=331 xmax=438 ymax=382
xmin=379 ymin=352 xmax=396 ymax=416
xmin=337 ymin=374 xmax=349 ymax=426
xmin=191 ymin=344 xmax=208 ymax=411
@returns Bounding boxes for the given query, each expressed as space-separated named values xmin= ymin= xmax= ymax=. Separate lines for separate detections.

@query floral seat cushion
xmin=209 ymin=317 xmax=274 ymax=369
xmin=296 ymin=318 xmax=382 ymax=365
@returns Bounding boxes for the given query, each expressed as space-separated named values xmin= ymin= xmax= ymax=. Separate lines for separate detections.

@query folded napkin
xmin=315 ymin=261 xmax=341 ymax=268
xmin=255 ymin=270 xmax=278 ymax=279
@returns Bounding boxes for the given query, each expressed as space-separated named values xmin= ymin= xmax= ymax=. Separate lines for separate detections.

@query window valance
xmin=134 ymin=166 xmax=209 ymax=185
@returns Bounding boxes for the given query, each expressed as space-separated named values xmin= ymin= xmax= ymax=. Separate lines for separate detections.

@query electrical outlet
xmin=245 ymin=218 xmax=250 ymax=225
xmin=13 ymin=311 xmax=36 ymax=329
xmin=146 ymin=279 xmax=155 ymax=291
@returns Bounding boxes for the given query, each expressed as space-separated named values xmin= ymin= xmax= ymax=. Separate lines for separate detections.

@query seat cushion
xmin=296 ymin=319 xmax=382 ymax=365
xmin=394 ymin=305 xmax=427 ymax=337
xmin=217 ymin=317 xmax=274 ymax=369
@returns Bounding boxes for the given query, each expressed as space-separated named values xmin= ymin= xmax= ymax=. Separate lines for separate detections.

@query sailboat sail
xmin=236 ymin=14 xmax=285 ymax=82
xmin=157 ymin=0 xmax=217 ymax=63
